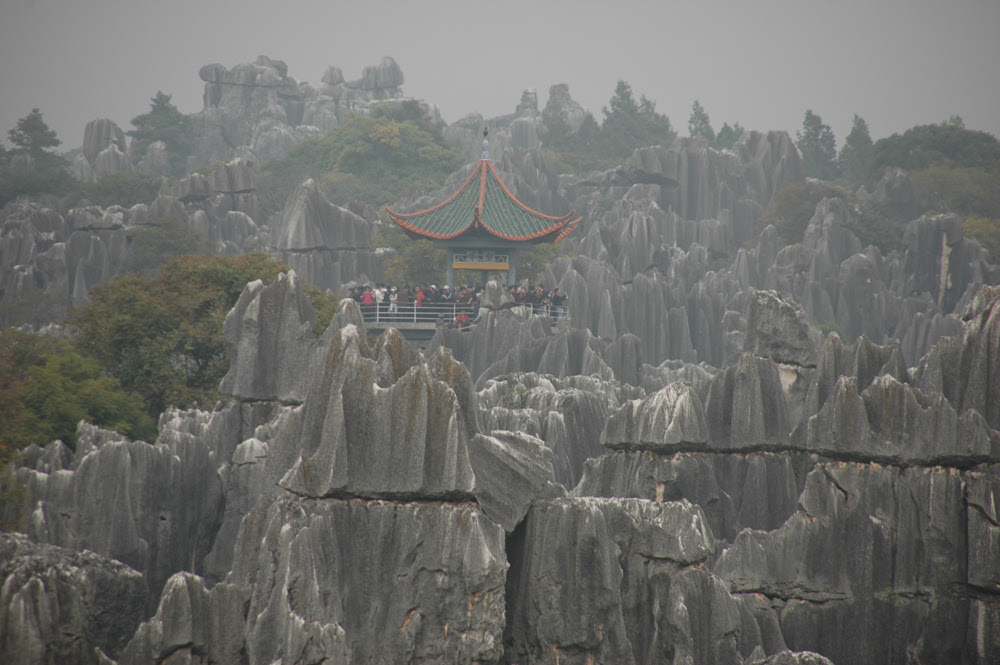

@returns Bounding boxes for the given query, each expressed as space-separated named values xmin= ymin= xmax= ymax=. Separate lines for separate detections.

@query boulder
xmin=468 ymin=430 xmax=554 ymax=532
xmin=0 ymin=532 xmax=146 ymax=664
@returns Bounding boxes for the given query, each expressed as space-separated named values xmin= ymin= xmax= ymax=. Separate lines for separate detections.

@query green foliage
xmin=869 ymin=122 xmax=1000 ymax=181
xmin=908 ymin=165 xmax=1000 ymax=261
xmin=796 ymin=110 xmax=839 ymax=180
xmin=0 ymin=108 xmax=74 ymax=208
xmin=8 ymin=108 xmax=61 ymax=158
xmin=70 ymin=253 xmax=290 ymax=418
xmin=602 ymin=81 xmax=677 ymax=159
xmin=761 ymin=180 xmax=908 ymax=253
xmin=910 ymin=166 xmax=1000 ymax=219
xmin=78 ymin=170 xmax=164 ymax=209
xmin=964 ymin=216 xmax=1000 ymax=261
xmin=688 ymin=100 xmax=715 ymax=143
xmin=0 ymin=451 xmax=27 ymax=532
xmin=259 ymin=111 xmax=464 ymax=216
xmin=128 ymin=92 xmax=193 ymax=177
xmin=838 ymin=115 xmax=874 ymax=186
xmin=120 ymin=217 xmax=210 ymax=277
xmin=713 ymin=122 xmax=745 ymax=151
xmin=502 ymin=385 xmax=531 ymax=409
xmin=540 ymin=81 xmax=677 ymax=175
xmin=376 ymin=218 xmax=448 ymax=287
xmin=0 ymin=329 xmax=155 ymax=451
xmin=517 ymin=242 xmax=566 ymax=284
xmin=759 ymin=180 xmax=841 ymax=243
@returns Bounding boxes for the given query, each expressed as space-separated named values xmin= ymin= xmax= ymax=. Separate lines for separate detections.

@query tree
xmin=713 ymin=122 xmax=745 ymax=150
xmin=128 ymin=92 xmax=192 ymax=177
xmin=78 ymin=170 xmax=164 ymax=209
xmin=70 ymin=253 xmax=293 ymax=418
xmin=8 ymin=108 xmax=61 ymax=160
xmin=1 ymin=108 xmax=73 ymax=207
xmin=119 ymin=216 xmax=209 ymax=277
xmin=602 ymin=81 xmax=676 ymax=159
xmin=259 ymin=112 xmax=464 ymax=215
xmin=796 ymin=110 xmax=839 ymax=180
xmin=838 ymin=114 xmax=874 ymax=185
xmin=0 ymin=329 xmax=155 ymax=451
xmin=688 ymin=100 xmax=715 ymax=143
xmin=869 ymin=121 xmax=1000 ymax=179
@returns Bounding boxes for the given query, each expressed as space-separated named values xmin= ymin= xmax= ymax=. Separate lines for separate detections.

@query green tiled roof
xmin=388 ymin=160 xmax=579 ymax=243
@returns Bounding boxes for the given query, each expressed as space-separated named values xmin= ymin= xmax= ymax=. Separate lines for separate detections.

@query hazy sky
xmin=2 ymin=0 xmax=998 ymax=152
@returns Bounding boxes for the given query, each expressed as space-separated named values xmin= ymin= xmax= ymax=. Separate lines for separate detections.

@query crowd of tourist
xmin=347 ymin=283 xmax=567 ymax=329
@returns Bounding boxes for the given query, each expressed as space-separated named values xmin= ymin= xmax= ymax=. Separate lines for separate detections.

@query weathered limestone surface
xmin=271 ymin=324 xmax=477 ymax=500
xmin=118 ymin=573 xmax=244 ymax=665
xmin=574 ymin=450 xmax=807 ymax=543
xmin=602 ymin=380 xmax=709 ymax=452
xmin=468 ymin=430 xmax=554 ymax=532
xmin=228 ymin=495 xmax=506 ymax=665
xmin=712 ymin=463 xmax=982 ymax=665
xmin=478 ymin=373 xmax=642 ymax=488
xmin=504 ymin=497 xmax=777 ymax=665
xmin=12 ymin=422 xmax=224 ymax=615
xmin=218 ymin=270 xmax=320 ymax=404
xmin=0 ymin=532 xmax=146 ymax=664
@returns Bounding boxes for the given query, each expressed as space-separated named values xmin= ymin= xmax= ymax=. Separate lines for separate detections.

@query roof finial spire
xmin=481 ymin=126 xmax=490 ymax=161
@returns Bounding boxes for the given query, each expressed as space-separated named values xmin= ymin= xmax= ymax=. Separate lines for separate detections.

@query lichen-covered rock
xmin=602 ymin=380 xmax=709 ymax=452
xmin=965 ymin=465 xmax=1000 ymax=593
xmin=913 ymin=283 xmax=1000 ymax=433
xmin=14 ymin=422 xmax=224 ymax=615
xmin=0 ymin=532 xmax=146 ymax=664
xmin=805 ymin=374 xmax=994 ymax=464
xmin=478 ymin=373 xmax=640 ymax=488
xmin=228 ymin=495 xmax=505 ymax=665
xmin=745 ymin=290 xmax=821 ymax=367
xmin=271 ymin=179 xmax=374 ymax=251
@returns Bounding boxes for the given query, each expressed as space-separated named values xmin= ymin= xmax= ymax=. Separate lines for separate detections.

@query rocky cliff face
xmin=6 ymin=278 xmax=998 ymax=663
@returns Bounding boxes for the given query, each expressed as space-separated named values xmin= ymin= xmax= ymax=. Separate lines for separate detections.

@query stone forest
xmin=1 ymin=56 xmax=998 ymax=664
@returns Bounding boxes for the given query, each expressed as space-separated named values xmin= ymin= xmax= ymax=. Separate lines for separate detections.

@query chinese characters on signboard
xmin=452 ymin=249 xmax=510 ymax=269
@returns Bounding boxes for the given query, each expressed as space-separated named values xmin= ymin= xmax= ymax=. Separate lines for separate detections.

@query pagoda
xmin=387 ymin=129 xmax=580 ymax=287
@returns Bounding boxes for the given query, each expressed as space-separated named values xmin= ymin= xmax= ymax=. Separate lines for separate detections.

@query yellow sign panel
xmin=452 ymin=250 xmax=510 ymax=271
xmin=453 ymin=261 xmax=510 ymax=270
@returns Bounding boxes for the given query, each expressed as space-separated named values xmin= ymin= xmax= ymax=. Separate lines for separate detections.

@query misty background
xmin=2 ymin=0 xmax=998 ymax=151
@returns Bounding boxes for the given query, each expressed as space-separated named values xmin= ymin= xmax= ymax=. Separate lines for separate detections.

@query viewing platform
xmin=359 ymin=301 xmax=563 ymax=342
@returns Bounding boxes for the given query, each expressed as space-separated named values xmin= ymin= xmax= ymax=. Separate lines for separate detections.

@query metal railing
xmin=359 ymin=301 xmax=565 ymax=327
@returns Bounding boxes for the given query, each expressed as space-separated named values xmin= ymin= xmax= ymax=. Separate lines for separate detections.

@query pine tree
xmin=128 ymin=92 xmax=192 ymax=177
xmin=688 ymin=100 xmax=715 ymax=143
xmin=796 ymin=110 xmax=838 ymax=180
xmin=713 ymin=122 xmax=745 ymax=150
xmin=838 ymin=114 xmax=874 ymax=185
